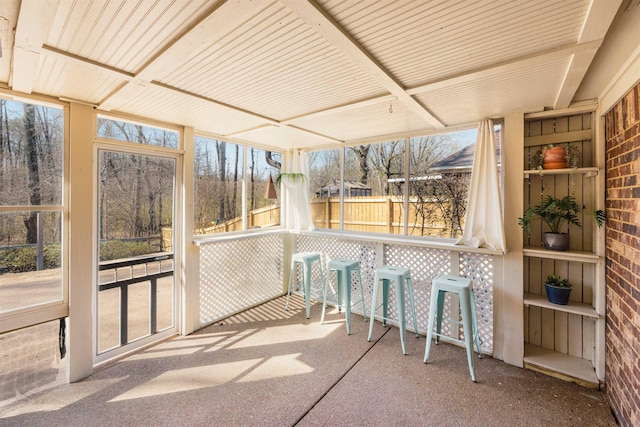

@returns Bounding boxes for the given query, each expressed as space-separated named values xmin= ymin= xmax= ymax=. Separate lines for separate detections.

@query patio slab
xmin=0 ymin=295 xmax=616 ymax=426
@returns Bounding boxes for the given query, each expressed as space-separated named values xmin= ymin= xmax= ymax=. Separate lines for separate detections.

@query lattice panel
xmin=460 ymin=252 xmax=494 ymax=353
xmin=199 ymin=234 xmax=284 ymax=325
xmin=295 ymin=235 xmax=378 ymax=313
xmin=384 ymin=245 xmax=451 ymax=333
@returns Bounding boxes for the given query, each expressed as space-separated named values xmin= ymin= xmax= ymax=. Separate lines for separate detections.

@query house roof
xmin=0 ymin=0 xmax=627 ymax=151
xmin=431 ymin=129 xmax=502 ymax=171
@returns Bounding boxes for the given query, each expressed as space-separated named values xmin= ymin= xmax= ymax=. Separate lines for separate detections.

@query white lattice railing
xmin=196 ymin=230 xmax=497 ymax=354
xmin=198 ymin=231 xmax=285 ymax=326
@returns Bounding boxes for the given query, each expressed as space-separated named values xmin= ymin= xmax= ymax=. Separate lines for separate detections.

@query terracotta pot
xmin=543 ymin=147 xmax=567 ymax=169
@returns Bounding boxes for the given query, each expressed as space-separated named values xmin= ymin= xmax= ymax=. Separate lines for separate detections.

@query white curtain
xmin=282 ymin=150 xmax=315 ymax=231
xmin=456 ymin=120 xmax=507 ymax=252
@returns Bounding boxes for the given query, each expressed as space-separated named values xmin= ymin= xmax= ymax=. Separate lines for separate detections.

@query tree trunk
xmin=23 ymin=104 xmax=41 ymax=244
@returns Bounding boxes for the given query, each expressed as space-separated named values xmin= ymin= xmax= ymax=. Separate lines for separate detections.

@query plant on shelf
xmin=544 ymin=274 xmax=572 ymax=305
xmin=533 ymin=144 xmax=580 ymax=171
xmin=518 ymin=194 xmax=581 ymax=251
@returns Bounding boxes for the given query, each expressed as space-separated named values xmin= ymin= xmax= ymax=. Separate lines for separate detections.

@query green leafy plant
xmin=518 ymin=194 xmax=581 ymax=235
xmin=593 ymin=209 xmax=606 ymax=228
xmin=275 ymin=172 xmax=306 ymax=186
xmin=545 ymin=274 xmax=572 ymax=288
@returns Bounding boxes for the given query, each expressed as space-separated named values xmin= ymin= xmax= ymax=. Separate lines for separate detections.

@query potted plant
xmin=544 ymin=274 xmax=572 ymax=305
xmin=533 ymin=144 xmax=580 ymax=170
xmin=276 ymin=172 xmax=306 ymax=187
xmin=518 ymin=194 xmax=581 ymax=251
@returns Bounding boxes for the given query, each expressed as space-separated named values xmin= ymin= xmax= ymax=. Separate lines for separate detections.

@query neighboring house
xmin=318 ymin=180 xmax=371 ymax=198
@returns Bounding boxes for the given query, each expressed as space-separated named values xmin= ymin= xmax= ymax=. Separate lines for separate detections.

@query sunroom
xmin=1 ymin=0 xmax=639 ymax=425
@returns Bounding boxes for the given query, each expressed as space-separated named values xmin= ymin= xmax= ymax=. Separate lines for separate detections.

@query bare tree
xmin=23 ymin=104 xmax=40 ymax=244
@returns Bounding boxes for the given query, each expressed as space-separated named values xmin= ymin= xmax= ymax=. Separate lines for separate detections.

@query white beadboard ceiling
xmin=2 ymin=0 xmax=623 ymax=150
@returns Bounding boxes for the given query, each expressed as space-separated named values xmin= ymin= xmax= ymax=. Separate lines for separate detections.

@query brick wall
xmin=604 ymin=82 xmax=640 ymax=427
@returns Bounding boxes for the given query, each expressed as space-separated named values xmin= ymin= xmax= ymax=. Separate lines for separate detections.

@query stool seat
xmin=424 ymin=274 xmax=482 ymax=381
xmin=367 ymin=265 xmax=418 ymax=354
xmin=285 ymin=252 xmax=324 ymax=319
xmin=321 ymin=258 xmax=367 ymax=334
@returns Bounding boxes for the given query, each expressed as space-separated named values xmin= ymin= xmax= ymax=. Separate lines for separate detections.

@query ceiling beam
xmin=11 ymin=0 xmax=58 ymax=93
xmin=554 ymin=0 xmax=622 ymax=108
xmin=280 ymin=0 xmax=445 ymax=129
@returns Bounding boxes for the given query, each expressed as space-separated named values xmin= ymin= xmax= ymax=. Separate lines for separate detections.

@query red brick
xmin=605 ymin=82 xmax=640 ymax=427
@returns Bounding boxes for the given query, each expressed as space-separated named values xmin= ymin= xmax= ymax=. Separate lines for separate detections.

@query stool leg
xmin=336 ymin=270 xmax=343 ymax=313
xmin=435 ymin=290 xmax=446 ymax=344
xmin=460 ymin=288 xmax=476 ymax=382
xmin=303 ymin=261 xmax=311 ymax=319
xmin=471 ymin=289 xmax=482 ymax=358
xmin=320 ymin=269 xmax=332 ymax=325
xmin=396 ymin=279 xmax=407 ymax=355
xmin=367 ymin=274 xmax=380 ymax=342
xmin=285 ymin=260 xmax=296 ymax=311
xmin=382 ymin=279 xmax=389 ymax=326
xmin=344 ymin=269 xmax=352 ymax=335
xmin=424 ymin=286 xmax=439 ymax=363
xmin=407 ymin=278 xmax=419 ymax=337
xmin=356 ymin=267 xmax=367 ymax=321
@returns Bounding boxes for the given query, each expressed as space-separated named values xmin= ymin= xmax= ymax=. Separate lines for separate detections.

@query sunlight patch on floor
xmin=110 ymin=353 xmax=314 ymax=401
xmin=227 ymin=323 xmax=342 ymax=349
xmin=0 ymin=378 xmax=125 ymax=418
xmin=237 ymin=353 xmax=313 ymax=382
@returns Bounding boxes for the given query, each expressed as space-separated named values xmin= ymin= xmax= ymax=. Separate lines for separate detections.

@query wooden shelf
xmin=523 ymin=167 xmax=598 ymax=177
xmin=524 ymin=344 xmax=599 ymax=389
xmin=523 ymin=247 xmax=600 ymax=263
xmin=524 ymin=293 xmax=599 ymax=318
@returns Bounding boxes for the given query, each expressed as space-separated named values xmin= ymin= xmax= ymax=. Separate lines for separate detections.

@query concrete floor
xmin=0 ymin=295 xmax=617 ymax=426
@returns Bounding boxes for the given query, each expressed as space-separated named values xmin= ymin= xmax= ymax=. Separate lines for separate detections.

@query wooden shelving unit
xmin=522 ymin=111 xmax=604 ymax=389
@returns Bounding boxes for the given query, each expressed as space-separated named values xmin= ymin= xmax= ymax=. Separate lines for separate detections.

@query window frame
xmin=307 ymin=123 xmax=503 ymax=241
xmin=0 ymin=97 xmax=69 ymax=334
xmin=192 ymin=135 xmax=284 ymax=237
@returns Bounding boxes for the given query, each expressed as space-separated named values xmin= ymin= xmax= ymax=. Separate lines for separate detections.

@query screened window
xmin=0 ymin=99 xmax=65 ymax=327
xmin=246 ymin=148 xmax=281 ymax=229
xmin=307 ymin=126 xmax=502 ymax=239
xmin=97 ymin=116 xmax=179 ymax=148
xmin=193 ymin=139 xmax=281 ymax=234
xmin=308 ymin=149 xmax=340 ymax=229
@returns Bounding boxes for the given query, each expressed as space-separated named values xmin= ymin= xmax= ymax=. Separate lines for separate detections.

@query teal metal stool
xmin=424 ymin=274 xmax=482 ymax=382
xmin=321 ymin=258 xmax=368 ymax=335
xmin=367 ymin=265 xmax=418 ymax=354
xmin=285 ymin=252 xmax=324 ymax=319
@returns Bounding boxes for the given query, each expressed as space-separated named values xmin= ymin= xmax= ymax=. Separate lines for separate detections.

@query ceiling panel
xmin=417 ymin=57 xmax=572 ymax=125
xmin=288 ymin=98 xmax=434 ymax=143
xmin=32 ymin=54 xmax=125 ymax=104
xmin=233 ymin=124 xmax=341 ymax=149
xmin=47 ymin=0 xmax=214 ymax=73
xmin=321 ymin=0 xmax=590 ymax=88
xmin=160 ymin=1 xmax=382 ymax=121
xmin=107 ymin=83 xmax=271 ymax=137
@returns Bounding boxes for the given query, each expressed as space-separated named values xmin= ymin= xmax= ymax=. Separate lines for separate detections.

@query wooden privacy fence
xmin=169 ymin=196 xmax=457 ymax=245
xmin=310 ymin=197 xmax=454 ymax=237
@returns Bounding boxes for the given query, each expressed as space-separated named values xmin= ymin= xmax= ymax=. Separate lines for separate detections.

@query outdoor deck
xmin=0 ymin=295 xmax=616 ymax=426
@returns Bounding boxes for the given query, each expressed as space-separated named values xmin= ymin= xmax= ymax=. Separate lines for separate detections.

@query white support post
xmin=68 ymin=102 xmax=95 ymax=382
xmin=181 ymin=126 xmax=200 ymax=335
xmin=497 ymin=113 xmax=525 ymax=366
